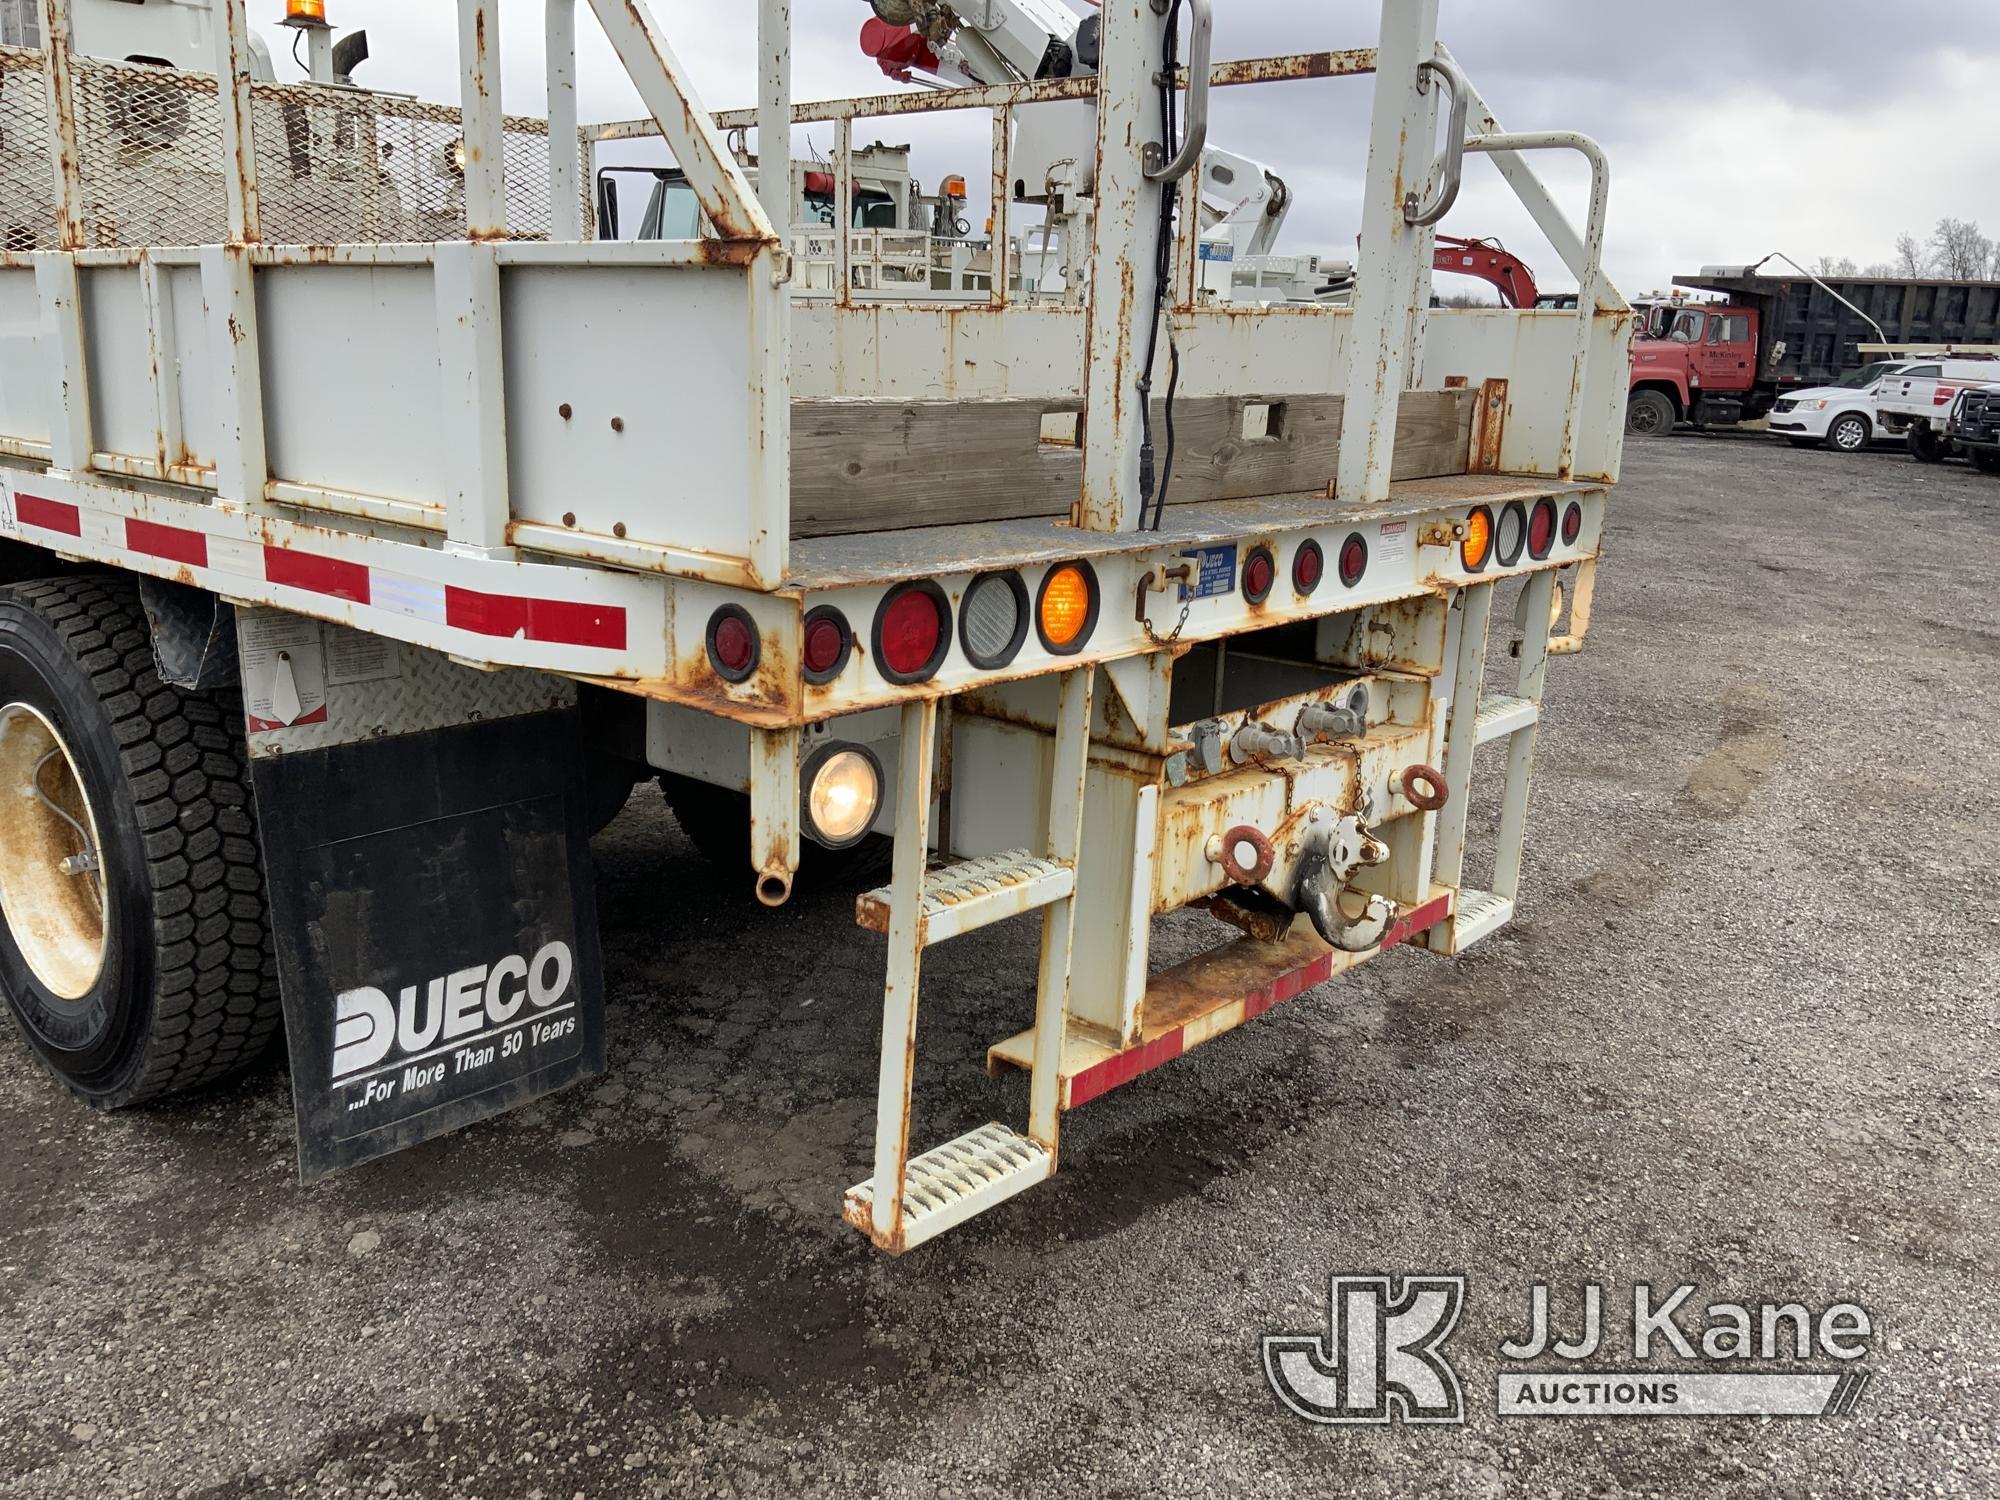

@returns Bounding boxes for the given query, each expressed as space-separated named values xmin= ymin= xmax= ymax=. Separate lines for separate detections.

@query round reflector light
xmin=1461 ymin=506 xmax=1495 ymax=573
xmin=1495 ymin=501 xmax=1528 ymax=567
xmin=872 ymin=582 xmax=951 ymax=684
xmin=1242 ymin=545 xmax=1276 ymax=604
xmin=1528 ymin=498 xmax=1557 ymax=560
xmin=1561 ymin=500 xmax=1584 ymax=546
xmin=1338 ymin=532 xmax=1368 ymax=588
xmin=1036 ymin=562 xmax=1099 ymax=655
xmin=960 ymin=571 xmax=1030 ymax=670
xmin=1292 ymin=539 xmax=1324 ymax=595
xmin=801 ymin=606 xmax=851 ymax=684
xmin=802 ymin=743 xmax=882 ymax=849
xmin=706 ymin=605 xmax=759 ymax=682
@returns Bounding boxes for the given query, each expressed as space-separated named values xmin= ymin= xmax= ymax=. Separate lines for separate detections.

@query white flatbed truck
xmin=0 ymin=0 xmax=1630 ymax=1253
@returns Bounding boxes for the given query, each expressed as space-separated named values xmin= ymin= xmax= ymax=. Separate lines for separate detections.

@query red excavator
xmin=1433 ymin=234 xmax=1539 ymax=308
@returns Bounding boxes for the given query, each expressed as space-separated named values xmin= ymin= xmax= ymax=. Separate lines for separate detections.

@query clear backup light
xmin=1494 ymin=500 xmax=1528 ymax=567
xmin=803 ymin=744 xmax=883 ymax=849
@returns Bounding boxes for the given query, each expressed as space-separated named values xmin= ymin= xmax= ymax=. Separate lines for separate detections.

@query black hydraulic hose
xmin=1136 ymin=0 xmax=1183 ymax=531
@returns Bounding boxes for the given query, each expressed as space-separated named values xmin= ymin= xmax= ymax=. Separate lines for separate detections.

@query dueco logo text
xmin=331 ymin=940 xmax=575 ymax=1083
xmin=1263 ymin=1275 xmax=1466 ymax=1425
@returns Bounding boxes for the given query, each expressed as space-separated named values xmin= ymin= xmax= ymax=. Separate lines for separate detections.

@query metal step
xmin=854 ymin=849 xmax=1075 ymax=946
xmin=1448 ymin=887 xmax=1515 ymax=952
xmin=1474 ymin=693 xmax=1540 ymax=745
xmin=843 ymin=1122 xmax=1053 ymax=1253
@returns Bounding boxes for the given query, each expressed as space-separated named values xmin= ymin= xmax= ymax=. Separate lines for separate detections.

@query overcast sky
xmin=245 ymin=0 xmax=2000 ymax=295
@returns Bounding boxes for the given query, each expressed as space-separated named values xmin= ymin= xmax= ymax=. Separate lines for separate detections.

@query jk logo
xmin=1263 ymin=1275 xmax=1466 ymax=1424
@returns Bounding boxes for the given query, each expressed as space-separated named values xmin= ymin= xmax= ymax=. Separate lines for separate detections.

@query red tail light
xmin=1338 ymin=531 xmax=1368 ymax=588
xmin=1528 ymin=498 xmax=1557 ymax=559
xmin=1292 ymin=539 xmax=1324 ymax=595
xmin=1560 ymin=501 xmax=1583 ymax=546
xmin=1934 ymin=385 xmax=1957 ymax=406
xmin=872 ymin=582 xmax=951 ymax=684
xmin=1242 ymin=546 xmax=1276 ymax=604
xmin=801 ymin=605 xmax=852 ymax=684
xmin=706 ymin=605 xmax=759 ymax=682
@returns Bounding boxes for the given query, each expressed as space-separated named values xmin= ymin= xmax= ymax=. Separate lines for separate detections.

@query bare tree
xmin=1861 ymin=262 xmax=1897 ymax=277
xmin=1894 ymin=232 xmax=1930 ymax=278
xmin=1814 ymin=255 xmax=1858 ymax=277
xmin=1928 ymin=218 xmax=1993 ymax=280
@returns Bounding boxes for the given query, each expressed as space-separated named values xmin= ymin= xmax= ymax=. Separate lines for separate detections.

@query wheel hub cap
xmin=0 ymin=704 xmax=108 ymax=999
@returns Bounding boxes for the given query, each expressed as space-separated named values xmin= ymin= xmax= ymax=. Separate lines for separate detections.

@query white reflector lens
xmin=1495 ymin=503 xmax=1526 ymax=566
xmin=961 ymin=573 xmax=1025 ymax=668
xmin=806 ymin=747 xmax=880 ymax=847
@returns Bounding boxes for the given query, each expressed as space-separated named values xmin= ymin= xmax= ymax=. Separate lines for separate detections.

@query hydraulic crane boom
xmin=859 ymin=0 xmax=1293 ymax=260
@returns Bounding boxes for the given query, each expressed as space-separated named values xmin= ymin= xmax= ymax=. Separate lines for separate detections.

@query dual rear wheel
xmin=0 ymin=577 xmax=280 ymax=1107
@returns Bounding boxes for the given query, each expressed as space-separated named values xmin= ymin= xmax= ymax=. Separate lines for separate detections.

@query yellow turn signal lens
xmin=1038 ymin=564 xmax=1094 ymax=652
xmin=285 ymin=0 xmax=328 ymax=21
xmin=1461 ymin=506 xmax=1494 ymax=572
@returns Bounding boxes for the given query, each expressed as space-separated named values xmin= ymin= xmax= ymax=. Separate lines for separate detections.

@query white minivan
xmin=1768 ymin=360 xmax=1918 ymax=453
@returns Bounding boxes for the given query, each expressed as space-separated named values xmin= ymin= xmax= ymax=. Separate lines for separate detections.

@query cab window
xmin=1668 ymin=310 xmax=1705 ymax=343
xmin=1708 ymin=314 xmax=1750 ymax=344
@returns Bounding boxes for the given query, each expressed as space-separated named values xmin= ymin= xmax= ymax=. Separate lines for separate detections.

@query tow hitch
xmin=1290 ymin=811 xmax=1396 ymax=952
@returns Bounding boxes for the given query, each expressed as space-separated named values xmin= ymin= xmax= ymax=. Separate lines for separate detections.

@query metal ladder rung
xmin=844 ymin=1122 xmax=1052 ymax=1253
xmin=855 ymin=850 xmax=1076 ymax=946
xmin=1474 ymin=693 xmax=1539 ymax=745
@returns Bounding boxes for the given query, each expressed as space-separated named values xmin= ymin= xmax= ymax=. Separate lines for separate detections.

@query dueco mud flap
xmin=238 ymin=608 xmax=607 ymax=1179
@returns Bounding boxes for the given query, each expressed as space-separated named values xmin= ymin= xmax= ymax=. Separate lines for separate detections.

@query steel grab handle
xmin=1142 ymin=0 xmax=1212 ymax=184
xmin=1403 ymin=54 xmax=1470 ymax=226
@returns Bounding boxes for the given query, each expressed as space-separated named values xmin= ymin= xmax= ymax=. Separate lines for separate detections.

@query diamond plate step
xmin=1445 ymin=887 xmax=1514 ymax=953
xmin=854 ymin=849 xmax=1075 ymax=946
xmin=843 ymin=1122 xmax=1053 ymax=1253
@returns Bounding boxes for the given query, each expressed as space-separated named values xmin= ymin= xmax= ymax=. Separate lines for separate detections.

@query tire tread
xmin=2 ymin=575 xmax=278 ymax=1104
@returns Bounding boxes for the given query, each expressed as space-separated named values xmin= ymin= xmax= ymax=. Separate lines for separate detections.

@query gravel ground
xmin=0 ymin=434 xmax=1994 ymax=1499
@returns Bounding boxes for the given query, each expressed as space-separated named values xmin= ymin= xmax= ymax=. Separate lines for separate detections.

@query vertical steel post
xmin=1028 ymin=667 xmax=1093 ymax=1151
xmin=434 ymin=240 xmax=511 ymax=555
xmin=458 ymin=0 xmax=507 ymax=240
xmin=1431 ymin=581 xmax=1493 ymax=893
xmin=37 ymin=0 xmax=83 ymax=249
xmin=833 ymin=116 xmax=852 ymax=307
xmin=746 ymin=0 xmax=792 ymax=587
xmin=1077 ymin=0 xmax=1168 ymax=532
xmin=1335 ymin=0 xmax=1441 ymax=502
xmin=1492 ymin=569 xmax=1555 ymax=901
xmin=989 ymin=106 xmax=1010 ymax=308
xmin=869 ymin=698 xmax=937 ymax=1244
xmin=33 ymin=253 xmax=90 ymax=472
xmin=201 ymin=244 xmax=267 ymax=510
xmin=755 ymin=0 xmax=791 ymax=233
xmin=213 ymin=0 xmax=262 ymax=244
xmin=748 ymin=725 xmax=800 ymax=904
xmin=546 ymin=0 xmax=583 ymax=241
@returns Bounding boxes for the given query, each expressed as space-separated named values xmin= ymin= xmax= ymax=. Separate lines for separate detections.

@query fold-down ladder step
xmin=855 ymin=849 xmax=1075 ymax=945
xmin=843 ymin=1122 xmax=1053 ymax=1252
xmin=1475 ymin=693 xmax=1540 ymax=745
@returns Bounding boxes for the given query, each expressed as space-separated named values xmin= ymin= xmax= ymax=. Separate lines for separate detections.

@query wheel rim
xmin=0 ymin=703 xmax=108 ymax=1000
xmin=1835 ymin=420 xmax=1864 ymax=450
xmin=1630 ymin=402 xmax=1664 ymax=434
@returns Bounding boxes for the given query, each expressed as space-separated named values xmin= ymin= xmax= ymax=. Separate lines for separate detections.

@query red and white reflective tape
xmin=10 ymin=489 xmax=628 ymax=653
xmin=1063 ymin=892 xmax=1456 ymax=1109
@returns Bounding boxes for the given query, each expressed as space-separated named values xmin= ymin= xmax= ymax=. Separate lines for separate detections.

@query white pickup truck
xmin=1874 ymin=356 xmax=2000 ymax=462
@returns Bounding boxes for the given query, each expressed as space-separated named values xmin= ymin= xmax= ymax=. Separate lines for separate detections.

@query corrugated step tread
xmin=1451 ymin=887 xmax=1515 ymax=950
xmin=843 ymin=1122 xmax=1053 ymax=1252
xmin=855 ymin=849 xmax=1075 ymax=943
xmin=1474 ymin=693 xmax=1540 ymax=744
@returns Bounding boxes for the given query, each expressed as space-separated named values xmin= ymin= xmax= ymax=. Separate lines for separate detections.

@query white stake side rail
xmin=0 ymin=0 xmax=1628 ymax=726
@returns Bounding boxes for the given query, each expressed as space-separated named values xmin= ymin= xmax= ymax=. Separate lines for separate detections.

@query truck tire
xmin=1909 ymin=426 xmax=1944 ymax=464
xmin=1825 ymin=413 xmax=1871 ymax=453
xmin=0 ymin=576 xmax=279 ymax=1107
xmin=659 ymin=773 xmax=893 ymax=888
xmin=1972 ymin=448 xmax=2000 ymax=475
xmin=1626 ymin=389 xmax=1675 ymax=438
